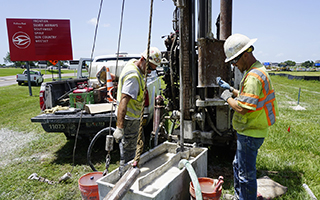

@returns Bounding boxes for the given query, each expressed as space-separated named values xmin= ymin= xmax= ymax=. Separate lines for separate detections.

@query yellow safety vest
xmin=117 ymin=59 xmax=145 ymax=119
xmin=233 ymin=61 xmax=279 ymax=138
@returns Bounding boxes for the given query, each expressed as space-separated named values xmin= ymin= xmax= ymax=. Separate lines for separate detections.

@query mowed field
xmin=0 ymin=71 xmax=319 ymax=199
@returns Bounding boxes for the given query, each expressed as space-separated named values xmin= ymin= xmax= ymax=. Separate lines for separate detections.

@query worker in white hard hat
xmin=113 ymin=47 xmax=161 ymax=163
xmin=218 ymin=34 xmax=279 ymax=200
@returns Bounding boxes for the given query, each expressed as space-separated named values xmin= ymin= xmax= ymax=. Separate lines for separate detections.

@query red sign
xmin=6 ymin=18 xmax=73 ymax=61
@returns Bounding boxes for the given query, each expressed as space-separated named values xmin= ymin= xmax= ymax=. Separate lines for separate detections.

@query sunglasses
xmin=143 ymin=57 xmax=157 ymax=71
xmin=230 ymin=52 xmax=244 ymax=65
xmin=147 ymin=64 xmax=157 ymax=71
xmin=230 ymin=46 xmax=254 ymax=65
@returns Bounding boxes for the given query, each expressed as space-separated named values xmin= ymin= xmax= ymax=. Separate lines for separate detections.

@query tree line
xmin=277 ymin=60 xmax=317 ymax=68
xmin=2 ymin=52 xmax=68 ymax=68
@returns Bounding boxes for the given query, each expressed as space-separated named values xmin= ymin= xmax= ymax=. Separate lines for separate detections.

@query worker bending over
xmin=113 ymin=47 xmax=161 ymax=163
xmin=218 ymin=34 xmax=279 ymax=200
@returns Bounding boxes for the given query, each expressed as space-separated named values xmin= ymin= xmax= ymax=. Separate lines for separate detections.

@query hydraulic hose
xmin=87 ymin=127 xmax=115 ymax=171
xmin=178 ymin=159 xmax=202 ymax=200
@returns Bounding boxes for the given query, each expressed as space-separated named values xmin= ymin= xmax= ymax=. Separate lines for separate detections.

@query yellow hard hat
xmin=224 ymin=33 xmax=257 ymax=63
xmin=142 ymin=47 xmax=162 ymax=66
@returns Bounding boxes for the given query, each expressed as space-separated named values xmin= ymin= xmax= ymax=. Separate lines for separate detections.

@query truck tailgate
xmin=31 ymin=111 xmax=117 ymax=137
xmin=31 ymin=112 xmax=116 ymax=123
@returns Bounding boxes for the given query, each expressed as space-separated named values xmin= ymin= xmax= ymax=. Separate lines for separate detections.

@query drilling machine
xmin=153 ymin=0 xmax=240 ymax=151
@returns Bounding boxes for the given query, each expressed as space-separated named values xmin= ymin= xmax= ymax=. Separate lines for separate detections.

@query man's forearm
xmin=116 ymin=94 xmax=131 ymax=128
xmin=232 ymin=88 xmax=239 ymax=96
xmin=227 ymin=97 xmax=248 ymax=115
xmin=117 ymin=103 xmax=126 ymax=129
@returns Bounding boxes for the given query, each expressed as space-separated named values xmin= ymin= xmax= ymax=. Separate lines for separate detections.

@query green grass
xmin=256 ymin=76 xmax=320 ymax=199
xmin=0 ymin=68 xmax=75 ymax=77
xmin=0 ymin=84 xmax=119 ymax=199
xmin=0 ymin=68 xmax=26 ymax=76
xmin=0 ymin=76 xmax=320 ymax=199
xmin=271 ymin=71 xmax=320 ymax=76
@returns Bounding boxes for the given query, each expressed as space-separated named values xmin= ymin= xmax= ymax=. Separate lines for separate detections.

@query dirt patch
xmin=0 ymin=128 xmax=39 ymax=167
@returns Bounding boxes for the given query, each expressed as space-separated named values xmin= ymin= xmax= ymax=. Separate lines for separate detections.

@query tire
xmin=18 ymin=82 xmax=22 ymax=85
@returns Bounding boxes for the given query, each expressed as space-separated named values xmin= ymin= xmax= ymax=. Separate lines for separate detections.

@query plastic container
xmin=78 ymin=171 xmax=103 ymax=200
xmin=73 ymin=87 xmax=93 ymax=93
xmin=190 ymin=177 xmax=222 ymax=200
xmin=69 ymin=91 xmax=94 ymax=109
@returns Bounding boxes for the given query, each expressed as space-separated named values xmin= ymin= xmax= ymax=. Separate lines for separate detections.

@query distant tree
xmin=284 ymin=60 xmax=296 ymax=66
xmin=3 ymin=52 xmax=11 ymax=64
xmin=301 ymin=60 xmax=314 ymax=68
xmin=278 ymin=62 xmax=286 ymax=67
xmin=3 ymin=52 xmax=36 ymax=68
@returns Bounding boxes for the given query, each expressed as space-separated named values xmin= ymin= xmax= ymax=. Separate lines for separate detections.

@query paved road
xmin=0 ymin=73 xmax=75 ymax=87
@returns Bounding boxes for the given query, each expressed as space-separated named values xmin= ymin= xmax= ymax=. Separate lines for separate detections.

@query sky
xmin=1 ymin=0 xmax=320 ymax=65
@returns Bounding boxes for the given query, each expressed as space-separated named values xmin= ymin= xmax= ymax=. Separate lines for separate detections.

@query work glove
xmin=220 ymin=89 xmax=233 ymax=101
xmin=216 ymin=77 xmax=230 ymax=89
xmin=113 ymin=127 xmax=124 ymax=143
xmin=217 ymin=77 xmax=235 ymax=92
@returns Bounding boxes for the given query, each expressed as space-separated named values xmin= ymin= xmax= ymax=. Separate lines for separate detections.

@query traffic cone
xmin=106 ymin=67 xmax=114 ymax=102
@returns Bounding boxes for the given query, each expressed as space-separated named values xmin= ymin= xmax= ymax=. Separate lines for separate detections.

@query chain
xmin=103 ymin=153 xmax=111 ymax=176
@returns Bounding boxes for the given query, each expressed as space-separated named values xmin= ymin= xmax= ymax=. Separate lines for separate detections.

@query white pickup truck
xmin=16 ymin=69 xmax=44 ymax=86
xmin=31 ymin=53 xmax=162 ymax=138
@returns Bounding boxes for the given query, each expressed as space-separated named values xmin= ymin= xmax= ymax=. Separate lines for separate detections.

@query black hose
xmin=87 ymin=127 xmax=115 ymax=171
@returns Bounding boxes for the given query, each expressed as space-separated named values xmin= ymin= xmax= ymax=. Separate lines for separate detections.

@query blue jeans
xmin=233 ymin=133 xmax=264 ymax=200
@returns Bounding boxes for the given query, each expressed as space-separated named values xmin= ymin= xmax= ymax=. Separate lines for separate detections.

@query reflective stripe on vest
xmin=239 ymin=67 xmax=276 ymax=126
xmin=117 ymin=64 xmax=144 ymax=118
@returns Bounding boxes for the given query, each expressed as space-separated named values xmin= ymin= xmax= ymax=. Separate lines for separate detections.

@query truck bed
xmin=31 ymin=70 xmax=161 ymax=139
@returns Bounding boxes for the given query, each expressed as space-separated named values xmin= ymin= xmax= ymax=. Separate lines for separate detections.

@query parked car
xmin=47 ymin=66 xmax=58 ymax=70
xmin=16 ymin=70 xmax=44 ymax=86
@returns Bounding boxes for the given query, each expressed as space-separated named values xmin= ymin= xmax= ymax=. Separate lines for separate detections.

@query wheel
xmin=18 ymin=82 xmax=22 ymax=85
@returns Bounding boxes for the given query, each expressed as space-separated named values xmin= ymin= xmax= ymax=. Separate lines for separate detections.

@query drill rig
xmin=154 ymin=0 xmax=239 ymax=150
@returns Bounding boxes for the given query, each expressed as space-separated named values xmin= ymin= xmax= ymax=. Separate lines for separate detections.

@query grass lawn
xmin=0 ymin=76 xmax=319 ymax=199
xmin=257 ymin=76 xmax=320 ymax=199
xmin=271 ymin=71 xmax=320 ymax=76
xmin=0 ymin=67 xmax=75 ymax=77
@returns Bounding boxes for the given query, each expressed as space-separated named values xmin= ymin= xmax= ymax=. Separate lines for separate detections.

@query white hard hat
xmin=142 ymin=47 xmax=162 ymax=66
xmin=224 ymin=33 xmax=257 ymax=63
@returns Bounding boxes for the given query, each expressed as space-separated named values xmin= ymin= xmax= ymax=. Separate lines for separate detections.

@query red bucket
xmin=78 ymin=171 xmax=103 ymax=200
xmin=190 ymin=177 xmax=223 ymax=200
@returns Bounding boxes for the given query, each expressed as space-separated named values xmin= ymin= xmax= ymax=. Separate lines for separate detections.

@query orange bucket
xmin=190 ymin=177 xmax=223 ymax=200
xmin=78 ymin=171 xmax=103 ymax=200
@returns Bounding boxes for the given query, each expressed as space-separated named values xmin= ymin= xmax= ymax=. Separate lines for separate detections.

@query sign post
xmin=6 ymin=18 xmax=73 ymax=96
xmin=26 ymin=62 xmax=32 ymax=96
xmin=58 ymin=61 xmax=61 ymax=80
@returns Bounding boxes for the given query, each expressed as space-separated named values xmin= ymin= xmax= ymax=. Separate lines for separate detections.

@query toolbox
xmin=69 ymin=88 xmax=95 ymax=109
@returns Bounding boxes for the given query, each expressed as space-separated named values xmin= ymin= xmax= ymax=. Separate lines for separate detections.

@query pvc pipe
xmin=302 ymin=183 xmax=317 ymax=200
xmin=103 ymin=166 xmax=141 ymax=200
xmin=178 ymin=159 xmax=202 ymax=200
